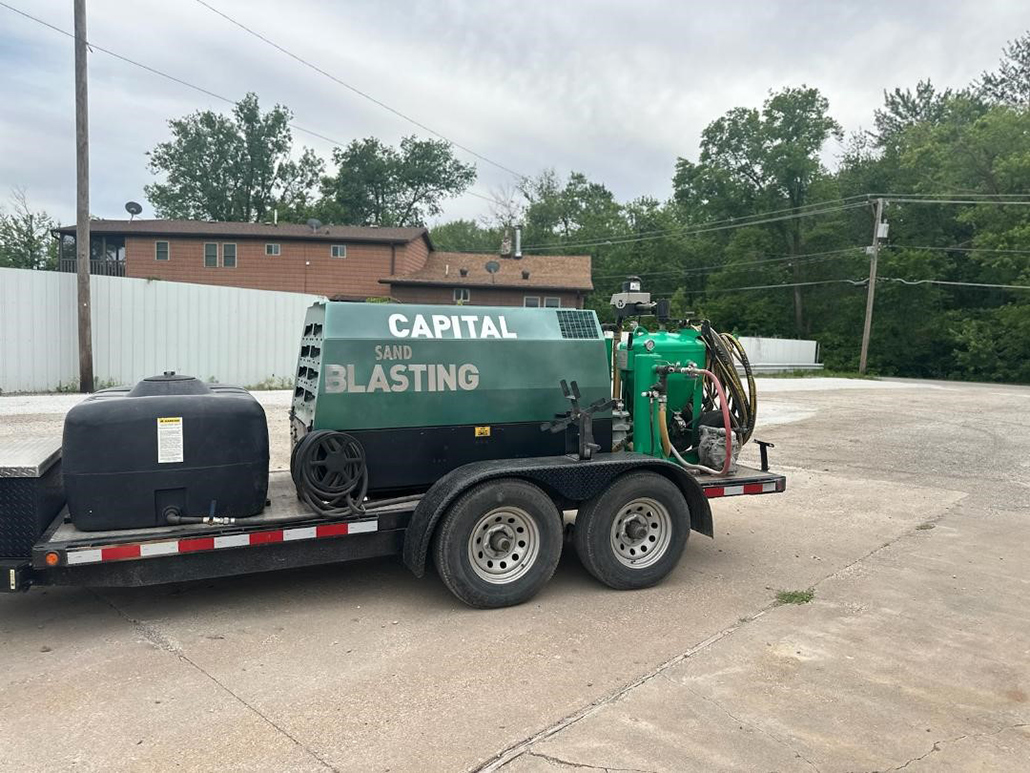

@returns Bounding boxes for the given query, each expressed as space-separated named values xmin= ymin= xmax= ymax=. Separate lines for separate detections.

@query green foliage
xmin=0 ymin=188 xmax=59 ymax=270
xmin=145 ymin=93 xmax=323 ymax=222
xmin=318 ymin=136 xmax=475 ymax=226
xmin=776 ymin=588 xmax=815 ymax=605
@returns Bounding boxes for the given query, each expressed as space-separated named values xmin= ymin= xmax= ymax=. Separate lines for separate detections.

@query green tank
xmin=291 ymin=302 xmax=613 ymax=493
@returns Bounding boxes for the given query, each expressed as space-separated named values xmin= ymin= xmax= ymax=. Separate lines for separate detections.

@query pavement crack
xmin=879 ymin=723 xmax=1028 ymax=772
xmin=90 ymin=590 xmax=338 ymax=772
xmin=683 ymin=686 xmax=820 ymax=773
xmin=526 ymin=750 xmax=655 ymax=773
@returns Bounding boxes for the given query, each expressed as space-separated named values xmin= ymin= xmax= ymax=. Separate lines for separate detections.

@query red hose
xmin=690 ymin=367 xmax=733 ymax=475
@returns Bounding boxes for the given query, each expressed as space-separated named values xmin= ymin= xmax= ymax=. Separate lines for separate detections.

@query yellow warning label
xmin=474 ymin=426 xmax=491 ymax=437
xmin=157 ymin=417 xmax=184 ymax=464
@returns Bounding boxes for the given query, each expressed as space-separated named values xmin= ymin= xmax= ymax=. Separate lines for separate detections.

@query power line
xmin=883 ymin=198 xmax=1030 ymax=206
xmin=886 ymin=244 xmax=1030 ymax=256
xmin=521 ymin=201 xmax=872 ymax=252
xmin=591 ymin=246 xmax=865 ymax=281
xmin=194 ymin=0 xmax=529 ymax=182
xmin=880 ymin=277 xmax=1030 ymax=291
xmin=704 ymin=280 xmax=865 ymax=294
xmin=1 ymin=1 xmax=507 ymax=208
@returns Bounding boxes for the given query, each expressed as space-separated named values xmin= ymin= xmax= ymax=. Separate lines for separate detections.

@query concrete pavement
xmin=1 ymin=378 xmax=1027 ymax=771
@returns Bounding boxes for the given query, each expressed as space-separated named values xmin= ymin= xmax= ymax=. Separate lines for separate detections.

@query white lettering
xmin=437 ymin=364 xmax=457 ymax=391
xmin=388 ymin=313 xmax=409 ymax=338
xmin=367 ymin=364 xmax=391 ymax=392
xmin=451 ymin=315 xmax=462 ymax=338
xmin=346 ymin=364 xmax=365 ymax=393
xmin=461 ymin=315 xmax=478 ymax=338
xmin=389 ymin=364 xmax=409 ymax=392
xmin=324 ymin=364 xmax=346 ymax=393
xmin=411 ymin=315 xmax=433 ymax=338
xmin=409 ymin=363 xmax=427 ymax=391
xmin=480 ymin=317 xmax=501 ymax=339
xmin=499 ymin=317 xmax=517 ymax=339
xmin=431 ymin=314 xmax=452 ymax=337
xmin=458 ymin=364 xmax=480 ymax=390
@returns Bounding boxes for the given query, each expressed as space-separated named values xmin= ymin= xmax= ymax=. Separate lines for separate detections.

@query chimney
xmin=459 ymin=267 xmax=469 ymax=277
xmin=273 ymin=209 xmax=278 ymax=226
xmin=522 ymin=269 xmax=530 ymax=280
xmin=514 ymin=224 xmax=523 ymax=259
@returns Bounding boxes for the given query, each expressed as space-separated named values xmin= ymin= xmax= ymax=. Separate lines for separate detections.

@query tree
xmin=0 ymin=188 xmax=59 ymax=270
xmin=978 ymin=31 xmax=1030 ymax=106
xmin=673 ymin=87 xmax=843 ymax=334
xmin=872 ymin=80 xmax=956 ymax=146
xmin=318 ymin=136 xmax=475 ymax=226
xmin=430 ymin=219 xmax=503 ymax=252
xmin=145 ymin=93 xmax=323 ymax=222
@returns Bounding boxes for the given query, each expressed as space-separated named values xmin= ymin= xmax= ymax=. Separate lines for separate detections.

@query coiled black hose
xmin=291 ymin=430 xmax=369 ymax=518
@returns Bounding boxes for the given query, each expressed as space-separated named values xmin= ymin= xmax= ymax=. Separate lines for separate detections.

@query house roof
xmin=54 ymin=219 xmax=431 ymax=246
xmin=384 ymin=251 xmax=593 ymax=292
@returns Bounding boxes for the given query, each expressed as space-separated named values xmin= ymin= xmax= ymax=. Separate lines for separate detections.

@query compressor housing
xmin=63 ymin=374 xmax=269 ymax=531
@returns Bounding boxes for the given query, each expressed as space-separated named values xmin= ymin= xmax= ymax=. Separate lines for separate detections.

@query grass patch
xmin=760 ymin=369 xmax=878 ymax=380
xmin=775 ymin=588 xmax=815 ymax=605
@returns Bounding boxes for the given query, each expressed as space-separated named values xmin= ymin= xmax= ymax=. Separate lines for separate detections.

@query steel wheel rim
xmin=610 ymin=497 xmax=672 ymax=569
xmin=467 ymin=506 xmax=540 ymax=584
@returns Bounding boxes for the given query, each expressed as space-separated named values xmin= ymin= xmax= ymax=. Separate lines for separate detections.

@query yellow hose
xmin=658 ymin=401 xmax=673 ymax=457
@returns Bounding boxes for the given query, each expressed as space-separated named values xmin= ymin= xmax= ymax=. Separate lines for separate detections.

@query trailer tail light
xmin=44 ymin=551 xmax=60 ymax=567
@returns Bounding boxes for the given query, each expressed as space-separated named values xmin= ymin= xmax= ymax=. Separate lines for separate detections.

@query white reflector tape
xmin=214 ymin=534 xmax=251 ymax=549
xmin=140 ymin=541 xmax=179 ymax=557
xmin=349 ymin=520 xmax=378 ymax=534
xmin=66 ymin=549 xmax=103 ymax=565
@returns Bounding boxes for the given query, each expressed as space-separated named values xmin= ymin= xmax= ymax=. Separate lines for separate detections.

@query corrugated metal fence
xmin=0 ymin=267 xmax=323 ymax=393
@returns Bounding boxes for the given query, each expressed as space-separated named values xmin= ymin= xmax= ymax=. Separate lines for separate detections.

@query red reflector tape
xmin=704 ymin=481 xmax=782 ymax=499
xmin=62 ymin=518 xmax=378 ymax=567
xmin=705 ymin=487 xmax=725 ymax=498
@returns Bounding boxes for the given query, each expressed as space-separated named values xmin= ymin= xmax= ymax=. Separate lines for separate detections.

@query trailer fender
xmin=402 ymin=453 xmax=712 ymax=577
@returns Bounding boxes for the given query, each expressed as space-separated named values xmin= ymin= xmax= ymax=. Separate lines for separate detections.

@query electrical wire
xmin=194 ymin=0 xmax=529 ymax=182
xmin=885 ymin=245 xmax=1030 ymax=256
xmin=591 ymin=247 xmax=865 ymax=281
xmin=704 ymin=278 xmax=868 ymax=293
xmin=521 ymin=201 xmax=872 ymax=252
xmin=0 ymin=1 xmax=508 ymax=208
xmin=879 ymin=277 xmax=1030 ymax=291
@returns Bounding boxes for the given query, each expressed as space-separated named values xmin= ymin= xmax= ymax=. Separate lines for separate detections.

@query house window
xmin=331 ymin=244 xmax=347 ymax=258
xmin=544 ymin=297 xmax=561 ymax=308
xmin=454 ymin=288 xmax=471 ymax=304
xmin=223 ymin=243 xmax=237 ymax=268
xmin=155 ymin=241 xmax=169 ymax=261
xmin=265 ymin=243 xmax=280 ymax=256
xmin=523 ymin=296 xmax=541 ymax=308
xmin=204 ymin=243 xmax=218 ymax=268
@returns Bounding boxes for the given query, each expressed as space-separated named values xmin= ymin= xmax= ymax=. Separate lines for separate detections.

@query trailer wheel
xmin=433 ymin=479 xmax=562 ymax=609
xmin=573 ymin=472 xmax=689 ymax=590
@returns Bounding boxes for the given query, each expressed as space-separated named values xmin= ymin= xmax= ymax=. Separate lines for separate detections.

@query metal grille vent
xmin=556 ymin=309 xmax=600 ymax=339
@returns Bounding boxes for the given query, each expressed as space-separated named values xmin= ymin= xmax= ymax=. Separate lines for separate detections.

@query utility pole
xmin=858 ymin=197 xmax=886 ymax=375
xmin=74 ymin=0 xmax=94 ymax=392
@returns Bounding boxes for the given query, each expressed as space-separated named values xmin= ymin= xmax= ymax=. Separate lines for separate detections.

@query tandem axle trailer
xmin=3 ymin=443 xmax=784 ymax=606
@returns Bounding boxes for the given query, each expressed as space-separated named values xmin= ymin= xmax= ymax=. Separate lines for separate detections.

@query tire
xmin=432 ymin=479 xmax=563 ymax=609
xmin=573 ymin=472 xmax=690 ymax=590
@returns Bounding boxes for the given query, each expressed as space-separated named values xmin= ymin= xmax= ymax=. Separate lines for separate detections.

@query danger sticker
xmin=157 ymin=417 xmax=184 ymax=464
xmin=475 ymin=426 xmax=491 ymax=437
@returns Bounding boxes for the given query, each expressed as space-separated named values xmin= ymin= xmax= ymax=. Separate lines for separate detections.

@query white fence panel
xmin=0 ymin=267 xmax=323 ymax=393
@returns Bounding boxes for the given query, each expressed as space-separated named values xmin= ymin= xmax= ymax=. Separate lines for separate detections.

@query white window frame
xmin=222 ymin=243 xmax=237 ymax=269
xmin=265 ymin=243 xmax=281 ymax=256
xmin=203 ymin=242 xmax=218 ymax=268
xmin=523 ymin=296 xmax=541 ymax=308
xmin=331 ymin=244 xmax=347 ymax=259
xmin=155 ymin=240 xmax=169 ymax=261
xmin=453 ymin=288 xmax=471 ymax=303
xmin=543 ymin=297 xmax=561 ymax=308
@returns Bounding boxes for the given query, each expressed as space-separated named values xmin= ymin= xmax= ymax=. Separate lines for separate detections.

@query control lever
xmin=541 ymin=380 xmax=615 ymax=460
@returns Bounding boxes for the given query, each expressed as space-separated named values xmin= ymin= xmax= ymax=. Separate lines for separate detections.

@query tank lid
xmin=128 ymin=373 xmax=212 ymax=397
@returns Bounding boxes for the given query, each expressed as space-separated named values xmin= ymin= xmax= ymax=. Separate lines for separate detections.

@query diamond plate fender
xmin=402 ymin=451 xmax=712 ymax=577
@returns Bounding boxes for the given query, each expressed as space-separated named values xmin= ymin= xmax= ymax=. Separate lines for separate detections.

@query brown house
xmin=54 ymin=220 xmax=592 ymax=307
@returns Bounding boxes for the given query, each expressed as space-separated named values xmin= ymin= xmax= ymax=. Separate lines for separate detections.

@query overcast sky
xmin=1 ymin=0 xmax=1026 ymax=227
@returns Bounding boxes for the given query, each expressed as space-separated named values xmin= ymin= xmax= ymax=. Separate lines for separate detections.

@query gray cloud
xmin=0 ymin=0 xmax=1025 ymax=227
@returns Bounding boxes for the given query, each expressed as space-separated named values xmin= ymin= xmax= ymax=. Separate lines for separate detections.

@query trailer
xmin=4 ymin=441 xmax=784 ymax=606
xmin=1 ymin=278 xmax=787 ymax=608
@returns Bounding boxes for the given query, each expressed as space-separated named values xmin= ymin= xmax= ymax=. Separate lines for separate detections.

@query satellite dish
xmin=485 ymin=260 xmax=500 ymax=274
xmin=306 ymin=218 xmax=323 ymax=232
xmin=125 ymin=201 xmax=142 ymax=221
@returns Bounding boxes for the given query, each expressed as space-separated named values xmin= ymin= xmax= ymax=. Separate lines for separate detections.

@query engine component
xmin=698 ymin=426 xmax=739 ymax=473
xmin=63 ymin=373 xmax=269 ymax=531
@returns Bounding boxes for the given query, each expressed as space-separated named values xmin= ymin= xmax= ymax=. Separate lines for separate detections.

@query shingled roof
xmin=54 ymin=219 xmax=430 ymax=245
xmin=384 ymin=251 xmax=593 ymax=292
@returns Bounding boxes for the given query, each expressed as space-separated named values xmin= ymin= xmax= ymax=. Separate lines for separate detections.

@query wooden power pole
xmin=858 ymin=197 xmax=886 ymax=375
xmin=74 ymin=0 xmax=94 ymax=392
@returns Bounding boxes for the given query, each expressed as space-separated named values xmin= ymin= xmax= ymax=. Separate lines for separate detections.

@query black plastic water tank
xmin=63 ymin=374 xmax=269 ymax=531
